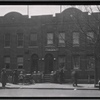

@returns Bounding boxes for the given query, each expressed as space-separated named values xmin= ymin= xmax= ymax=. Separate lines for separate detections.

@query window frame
xmin=72 ymin=55 xmax=80 ymax=70
xmin=4 ymin=56 xmax=10 ymax=69
xmin=72 ymin=32 xmax=80 ymax=47
xmin=58 ymin=32 xmax=65 ymax=47
xmin=47 ymin=33 xmax=54 ymax=46
xmin=86 ymin=55 xmax=95 ymax=70
xmin=58 ymin=55 xmax=66 ymax=69
xmin=87 ymin=31 xmax=94 ymax=45
xmin=17 ymin=56 xmax=24 ymax=69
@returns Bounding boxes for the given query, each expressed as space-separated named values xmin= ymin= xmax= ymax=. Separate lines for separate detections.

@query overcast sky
xmin=0 ymin=5 xmax=99 ymax=18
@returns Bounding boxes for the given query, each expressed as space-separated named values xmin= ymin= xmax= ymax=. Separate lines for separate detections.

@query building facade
xmin=0 ymin=7 xmax=100 ymax=83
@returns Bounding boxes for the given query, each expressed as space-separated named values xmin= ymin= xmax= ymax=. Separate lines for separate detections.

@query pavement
xmin=0 ymin=83 xmax=99 ymax=90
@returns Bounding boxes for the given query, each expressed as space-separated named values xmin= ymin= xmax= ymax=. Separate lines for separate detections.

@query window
xmin=73 ymin=55 xmax=80 ymax=69
xmin=58 ymin=33 xmax=65 ymax=47
xmin=87 ymin=32 xmax=94 ymax=44
xmin=4 ymin=56 xmax=10 ymax=69
xmin=47 ymin=33 xmax=53 ymax=45
xmin=4 ymin=33 xmax=10 ymax=47
xmin=17 ymin=33 xmax=23 ymax=47
xmin=30 ymin=33 xmax=37 ymax=46
xmin=87 ymin=56 xmax=95 ymax=70
xmin=17 ymin=56 xmax=23 ymax=69
xmin=73 ymin=32 xmax=79 ymax=47
xmin=58 ymin=56 xmax=66 ymax=68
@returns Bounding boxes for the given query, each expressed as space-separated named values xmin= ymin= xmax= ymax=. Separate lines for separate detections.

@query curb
xmin=4 ymin=87 xmax=99 ymax=90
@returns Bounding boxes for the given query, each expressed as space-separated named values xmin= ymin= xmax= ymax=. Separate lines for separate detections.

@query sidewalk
xmin=0 ymin=83 xmax=99 ymax=90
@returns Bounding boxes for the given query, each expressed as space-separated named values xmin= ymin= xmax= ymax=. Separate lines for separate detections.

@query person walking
xmin=1 ymin=68 xmax=7 ymax=88
xmin=72 ymin=70 xmax=78 ymax=87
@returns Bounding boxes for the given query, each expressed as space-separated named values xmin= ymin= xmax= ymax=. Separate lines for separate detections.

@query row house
xmin=0 ymin=7 xmax=100 ymax=83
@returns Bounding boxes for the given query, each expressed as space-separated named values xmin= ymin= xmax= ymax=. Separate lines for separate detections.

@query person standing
xmin=32 ymin=71 xmax=37 ymax=83
xmin=18 ymin=71 xmax=24 ymax=84
xmin=1 ymin=68 xmax=7 ymax=88
xmin=59 ymin=68 xmax=64 ymax=84
xmin=37 ymin=71 xmax=41 ymax=83
xmin=13 ymin=70 xmax=18 ymax=84
xmin=74 ymin=70 xmax=78 ymax=86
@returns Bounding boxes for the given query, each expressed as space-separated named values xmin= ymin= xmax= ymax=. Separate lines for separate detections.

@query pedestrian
xmin=59 ymin=68 xmax=64 ymax=84
xmin=72 ymin=70 xmax=78 ymax=87
xmin=18 ymin=71 xmax=24 ymax=84
xmin=37 ymin=71 xmax=41 ymax=83
xmin=53 ymin=71 xmax=57 ymax=83
xmin=1 ymin=68 xmax=7 ymax=88
xmin=13 ymin=70 xmax=18 ymax=84
xmin=32 ymin=71 xmax=37 ymax=83
xmin=56 ymin=70 xmax=60 ymax=83
xmin=41 ymin=71 xmax=44 ymax=83
xmin=50 ymin=71 xmax=54 ymax=83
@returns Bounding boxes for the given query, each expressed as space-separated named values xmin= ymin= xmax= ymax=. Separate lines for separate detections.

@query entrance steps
xmin=43 ymin=74 xmax=51 ymax=83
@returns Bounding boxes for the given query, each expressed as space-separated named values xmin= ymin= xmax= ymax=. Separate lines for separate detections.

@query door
xmin=31 ymin=54 xmax=38 ymax=73
xmin=44 ymin=54 xmax=53 ymax=74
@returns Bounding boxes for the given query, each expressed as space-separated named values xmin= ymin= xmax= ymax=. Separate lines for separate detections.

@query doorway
xmin=44 ymin=54 xmax=54 ymax=74
xmin=31 ymin=54 xmax=38 ymax=73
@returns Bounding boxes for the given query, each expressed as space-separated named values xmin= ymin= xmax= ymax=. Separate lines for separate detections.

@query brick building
xmin=0 ymin=7 xmax=100 ymax=83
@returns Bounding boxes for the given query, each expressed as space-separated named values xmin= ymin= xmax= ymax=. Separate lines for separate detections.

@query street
xmin=0 ymin=89 xmax=99 ymax=97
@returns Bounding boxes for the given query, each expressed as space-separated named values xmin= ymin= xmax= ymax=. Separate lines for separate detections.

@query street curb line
xmin=4 ymin=87 xmax=99 ymax=90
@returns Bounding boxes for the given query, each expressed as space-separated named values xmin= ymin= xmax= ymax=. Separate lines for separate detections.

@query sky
xmin=0 ymin=5 xmax=99 ymax=18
